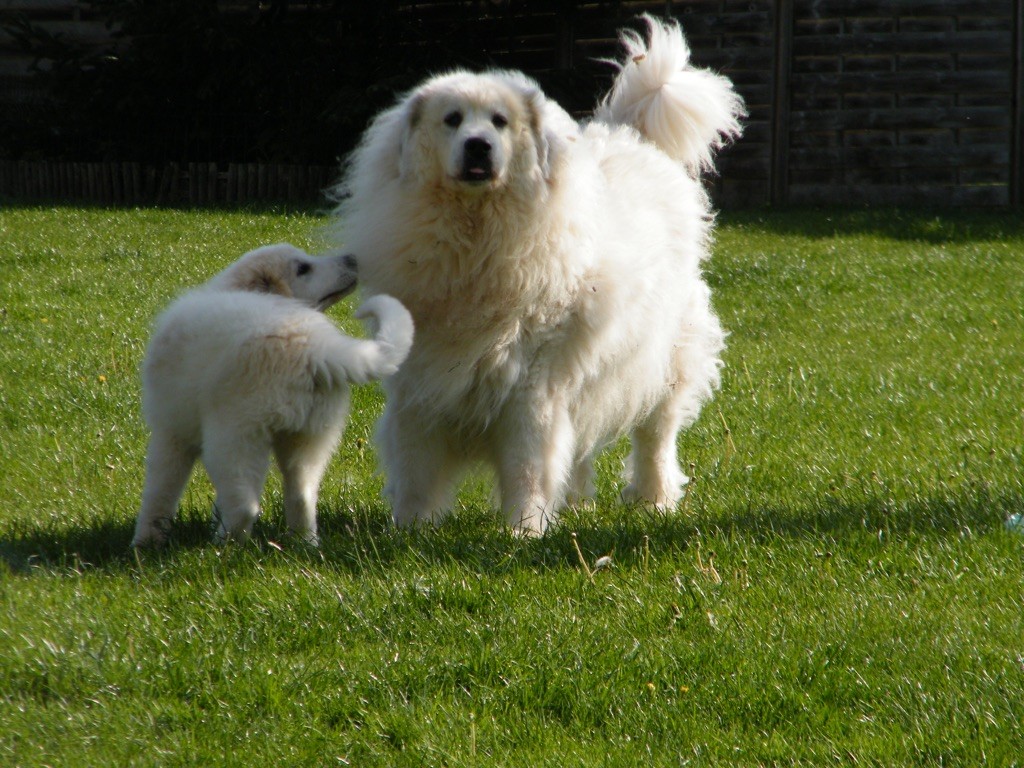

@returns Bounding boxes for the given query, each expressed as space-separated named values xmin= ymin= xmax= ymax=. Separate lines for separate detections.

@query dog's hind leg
xmin=273 ymin=428 xmax=341 ymax=546
xmin=567 ymin=454 xmax=597 ymax=506
xmin=133 ymin=432 xmax=197 ymax=546
xmin=623 ymin=324 xmax=720 ymax=509
xmin=202 ymin=429 xmax=270 ymax=543
xmin=621 ymin=397 xmax=690 ymax=509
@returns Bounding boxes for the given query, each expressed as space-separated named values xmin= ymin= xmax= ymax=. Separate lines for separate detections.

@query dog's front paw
xmin=511 ymin=523 xmax=544 ymax=539
xmin=506 ymin=504 xmax=552 ymax=537
xmin=282 ymin=528 xmax=320 ymax=548
xmin=620 ymin=474 xmax=689 ymax=510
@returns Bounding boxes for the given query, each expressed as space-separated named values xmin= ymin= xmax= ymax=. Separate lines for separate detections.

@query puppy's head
xmin=398 ymin=71 xmax=557 ymax=193
xmin=210 ymin=244 xmax=358 ymax=310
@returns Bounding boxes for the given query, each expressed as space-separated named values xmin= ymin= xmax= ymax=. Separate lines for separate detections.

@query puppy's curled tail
xmin=594 ymin=14 xmax=745 ymax=175
xmin=350 ymin=295 xmax=414 ymax=383
xmin=320 ymin=295 xmax=414 ymax=386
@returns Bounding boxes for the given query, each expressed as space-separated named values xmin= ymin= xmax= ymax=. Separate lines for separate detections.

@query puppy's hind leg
xmin=202 ymin=428 xmax=271 ymax=544
xmin=133 ymin=432 xmax=197 ymax=547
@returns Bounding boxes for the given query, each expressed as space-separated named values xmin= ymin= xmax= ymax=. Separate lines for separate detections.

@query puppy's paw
xmin=131 ymin=518 xmax=173 ymax=548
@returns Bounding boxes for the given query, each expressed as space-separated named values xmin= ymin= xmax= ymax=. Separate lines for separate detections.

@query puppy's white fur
xmin=132 ymin=243 xmax=413 ymax=547
xmin=332 ymin=17 xmax=744 ymax=535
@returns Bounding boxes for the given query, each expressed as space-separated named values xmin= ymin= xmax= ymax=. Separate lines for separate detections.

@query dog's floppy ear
xmin=523 ymin=87 xmax=565 ymax=181
xmin=398 ymin=92 xmax=426 ymax=180
xmin=339 ymin=92 xmax=421 ymax=193
xmin=524 ymin=89 xmax=550 ymax=178
xmin=405 ymin=92 xmax=426 ymax=134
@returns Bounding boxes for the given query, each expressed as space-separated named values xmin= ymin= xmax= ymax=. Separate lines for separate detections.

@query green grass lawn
xmin=1 ymin=205 xmax=1022 ymax=766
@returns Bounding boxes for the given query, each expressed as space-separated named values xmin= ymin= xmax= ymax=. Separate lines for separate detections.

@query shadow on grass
xmin=720 ymin=206 xmax=1024 ymax=244
xmin=0 ymin=507 xmax=214 ymax=574
xmin=2 ymin=484 xmax=1020 ymax=578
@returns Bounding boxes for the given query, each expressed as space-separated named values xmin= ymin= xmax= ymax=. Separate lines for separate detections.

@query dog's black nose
xmin=464 ymin=136 xmax=491 ymax=157
xmin=342 ymin=254 xmax=358 ymax=272
xmin=461 ymin=136 xmax=495 ymax=182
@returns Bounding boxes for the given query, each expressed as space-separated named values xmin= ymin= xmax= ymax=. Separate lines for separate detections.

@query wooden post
xmin=131 ymin=163 xmax=142 ymax=205
xmin=771 ymin=0 xmax=793 ymax=205
xmin=111 ymin=161 xmax=122 ymax=204
xmin=208 ymin=162 xmax=218 ymax=204
xmin=248 ymin=163 xmax=258 ymax=202
xmin=1012 ymin=0 xmax=1023 ymax=208
xmin=556 ymin=0 xmax=574 ymax=72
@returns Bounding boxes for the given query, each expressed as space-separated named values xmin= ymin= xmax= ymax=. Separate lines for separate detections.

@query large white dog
xmin=332 ymin=17 xmax=744 ymax=535
xmin=132 ymin=243 xmax=413 ymax=547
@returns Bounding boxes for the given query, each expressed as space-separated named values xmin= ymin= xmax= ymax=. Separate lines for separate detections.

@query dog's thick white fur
xmin=132 ymin=243 xmax=414 ymax=547
xmin=332 ymin=17 xmax=743 ymax=535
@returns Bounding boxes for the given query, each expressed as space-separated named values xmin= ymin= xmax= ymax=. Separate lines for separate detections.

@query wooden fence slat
xmin=248 ymin=163 xmax=258 ymax=202
xmin=1013 ymin=0 xmax=1023 ymax=207
xmin=771 ymin=0 xmax=793 ymax=204
xmin=208 ymin=162 xmax=218 ymax=204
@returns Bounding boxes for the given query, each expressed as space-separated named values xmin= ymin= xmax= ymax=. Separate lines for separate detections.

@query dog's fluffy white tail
xmin=320 ymin=295 xmax=414 ymax=386
xmin=594 ymin=15 xmax=745 ymax=175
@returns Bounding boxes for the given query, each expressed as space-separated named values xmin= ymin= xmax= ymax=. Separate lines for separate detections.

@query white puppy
xmin=332 ymin=17 xmax=744 ymax=535
xmin=132 ymin=243 xmax=413 ymax=547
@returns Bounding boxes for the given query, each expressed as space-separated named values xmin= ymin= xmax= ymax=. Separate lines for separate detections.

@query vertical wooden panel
xmin=772 ymin=0 xmax=793 ymax=204
xmin=556 ymin=0 xmax=574 ymax=71
xmin=208 ymin=162 xmax=218 ymax=204
xmin=1013 ymin=0 xmax=1023 ymax=207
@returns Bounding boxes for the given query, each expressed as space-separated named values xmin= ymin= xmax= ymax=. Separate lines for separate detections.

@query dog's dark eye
xmin=296 ymin=262 xmax=312 ymax=276
xmin=443 ymin=111 xmax=463 ymax=128
xmin=491 ymin=113 xmax=508 ymax=129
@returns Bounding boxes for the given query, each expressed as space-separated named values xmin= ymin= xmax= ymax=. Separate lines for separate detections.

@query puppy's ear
xmin=233 ymin=262 xmax=293 ymax=297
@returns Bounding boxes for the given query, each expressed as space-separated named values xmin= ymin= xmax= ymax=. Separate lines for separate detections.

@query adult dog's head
xmin=406 ymin=72 xmax=542 ymax=190
xmin=350 ymin=71 xmax=574 ymax=198
xmin=209 ymin=243 xmax=358 ymax=311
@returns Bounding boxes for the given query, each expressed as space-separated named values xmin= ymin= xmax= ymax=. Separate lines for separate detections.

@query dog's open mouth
xmin=316 ymin=280 xmax=357 ymax=311
xmin=458 ymin=136 xmax=496 ymax=183
xmin=460 ymin=161 xmax=494 ymax=184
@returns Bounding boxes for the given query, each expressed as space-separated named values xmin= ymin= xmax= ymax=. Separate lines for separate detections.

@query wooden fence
xmin=0 ymin=160 xmax=336 ymax=207
xmin=1 ymin=0 xmax=1021 ymax=207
